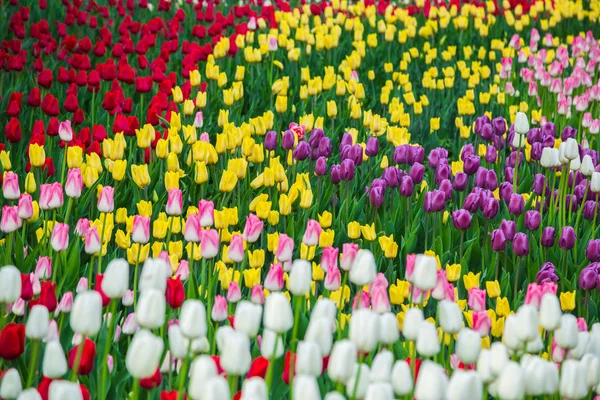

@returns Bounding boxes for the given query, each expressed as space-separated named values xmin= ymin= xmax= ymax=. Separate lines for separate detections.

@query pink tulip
xmin=132 ymin=215 xmax=150 ymax=244
xmin=85 ymin=225 xmax=102 ymax=254
xmin=183 ymin=214 xmax=201 ymax=242
xmin=226 ymin=281 xmax=241 ymax=303
xmin=405 ymin=253 xmax=417 ymax=281
xmin=302 ymin=219 xmax=322 ymax=246
xmin=431 ymin=270 xmax=449 ymax=301
xmin=65 ymin=169 xmax=83 ymax=198
xmin=211 ymin=295 xmax=228 ymax=322
xmin=509 ymin=33 xmax=520 ymax=50
xmin=76 ymin=277 xmax=89 ymax=293
xmin=122 ymin=290 xmax=134 ymax=306
xmin=35 ymin=256 xmax=52 ymax=280
xmin=250 ymin=285 xmax=264 ymax=304
xmin=524 ymin=283 xmax=543 ymax=309
xmin=324 ymin=266 xmax=341 ymax=291
xmin=200 ymin=132 xmax=210 ymax=142
xmin=75 ymin=218 xmax=90 ymax=237
xmin=243 ymin=213 xmax=263 ymax=243
xmin=58 ymin=120 xmax=73 ymax=142
xmin=265 ymin=263 xmax=284 ymax=292
xmin=320 ymin=246 xmax=338 ymax=272
xmin=194 ymin=111 xmax=204 ymax=128
xmin=577 ymin=317 xmax=588 ymax=332
xmin=113 ymin=326 xmax=122 ymax=343
xmin=540 ymin=282 xmax=557 ymax=296
xmin=275 ymin=233 xmax=294 ymax=262
xmin=166 ymin=189 xmax=183 ymax=216
xmin=39 ymin=182 xmax=64 ymax=210
xmin=198 ymin=199 xmax=214 ymax=227
xmin=1 ymin=205 xmax=22 ymax=233
xmin=444 ymin=283 xmax=455 ymax=302
xmin=97 ymin=186 xmax=115 ymax=213
xmin=50 ymin=222 xmax=70 ymax=251
xmin=200 ymin=228 xmax=219 ymax=259
xmin=107 ymin=355 xmax=114 ymax=373
xmin=17 ymin=194 xmax=33 ymax=219
xmin=370 ymin=285 xmax=390 ymax=314
xmin=56 ymin=291 xmax=73 ymax=314
xmin=583 ymin=112 xmax=593 ymax=128
xmin=175 ymin=260 xmax=190 ymax=281
xmin=352 ymin=290 xmax=370 ymax=310
xmin=472 ymin=311 xmax=491 ymax=337
xmin=340 ymin=243 xmax=359 ymax=271
xmin=228 ymin=234 xmax=244 ymax=263
xmin=158 ymin=251 xmax=172 ymax=272
xmin=11 ymin=298 xmax=25 ymax=316
xmin=31 ymin=273 xmax=41 ymax=295
xmin=2 ymin=171 xmax=20 ymax=200
xmin=467 ymin=288 xmax=486 ymax=312
xmin=369 ymin=273 xmax=388 ymax=293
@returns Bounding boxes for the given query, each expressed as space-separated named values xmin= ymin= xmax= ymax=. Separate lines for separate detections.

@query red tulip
xmin=94 ymin=274 xmax=111 ymax=307
xmin=27 ymin=87 xmax=41 ymax=107
xmin=247 ymin=356 xmax=269 ymax=379
xmin=5 ymin=118 xmax=22 ymax=143
xmin=282 ymin=351 xmax=296 ymax=384
xmin=30 ymin=281 xmax=58 ymax=312
xmin=41 ymin=93 xmax=60 ymax=116
xmin=64 ymin=93 xmax=79 ymax=112
xmin=165 ymin=276 xmax=185 ymax=309
xmin=20 ymin=273 xmax=33 ymax=301
xmin=160 ymin=390 xmax=186 ymax=400
xmin=6 ymin=92 xmax=23 ymax=116
xmin=0 ymin=323 xmax=26 ymax=360
xmin=38 ymin=69 xmax=53 ymax=88
xmin=47 ymin=117 xmax=60 ymax=136
xmin=140 ymin=368 xmax=162 ymax=389
xmin=68 ymin=338 xmax=97 ymax=375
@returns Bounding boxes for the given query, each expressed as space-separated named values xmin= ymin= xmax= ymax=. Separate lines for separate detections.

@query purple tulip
xmin=399 ymin=175 xmax=414 ymax=197
xmin=527 ymin=128 xmax=542 ymax=145
xmin=492 ymin=135 xmax=505 ymax=150
xmin=308 ymin=128 xmax=324 ymax=148
xmin=340 ymin=159 xmax=355 ymax=181
xmin=579 ymin=267 xmax=598 ymax=290
xmin=315 ymin=157 xmax=328 ymax=176
xmin=463 ymin=193 xmax=481 ymax=213
xmin=409 ymin=162 xmax=425 ymax=184
xmin=409 ymin=146 xmax=425 ymax=165
xmin=366 ymin=137 xmax=379 ymax=157
xmin=282 ymin=130 xmax=295 ymax=150
xmin=536 ymin=262 xmax=559 ymax=284
xmin=492 ymin=117 xmax=506 ymax=136
xmin=265 ymin=130 xmax=278 ymax=151
xmin=490 ymin=229 xmax=507 ymax=251
xmin=507 ymin=151 xmax=523 ymax=168
xmin=524 ymin=210 xmax=541 ymax=230
xmin=339 ymin=132 xmax=353 ymax=150
xmin=584 ymin=201 xmax=598 ymax=220
xmin=475 ymin=116 xmax=490 ymax=135
xmin=541 ymin=226 xmax=556 ymax=247
xmin=340 ymin=144 xmax=351 ymax=161
xmin=452 ymin=209 xmax=472 ymax=230
xmin=512 ymin=233 xmax=529 ymax=257
xmin=461 ymin=144 xmax=475 ymax=161
xmin=435 ymin=163 xmax=451 ymax=185
xmin=561 ymin=126 xmax=577 ymax=141
xmin=586 ymin=240 xmax=600 ymax=262
xmin=464 ymin=155 xmax=480 ymax=175
xmin=486 ymin=170 xmax=498 ymax=191
xmin=499 ymin=182 xmax=513 ymax=202
xmin=330 ymin=164 xmax=341 ymax=184
xmin=439 ymin=179 xmax=453 ymax=201
xmin=310 ymin=148 xmax=320 ymax=161
xmin=382 ymin=167 xmax=401 ymax=188
xmin=482 ymin=197 xmax=499 ymax=219
xmin=500 ymin=219 xmax=516 ymax=241
xmin=559 ymin=226 xmax=576 ymax=250
xmin=565 ymin=194 xmax=578 ymax=212
xmin=369 ymin=185 xmax=385 ymax=208
xmin=542 ymin=134 xmax=555 ymax=148
xmin=485 ymin=146 xmax=497 ymax=164
xmin=508 ymin=194 xmax=525 ymax=215
xmin=424 ymin=190 xmax=445 ymax=213
xmin=349 ymin=145 xmax=363 ymax=166
xmin=453 ymin=172 xmax=468 ymax=192
xmin=532 ymin=174 xmax=546 ymax=195
xmin=530 ymin=142 xmax=543 ymax=161
xmin=504 ymin=167 xmax=514 ymax=185
xmin=318 ymin=137 xmax=332 ymax=158
xmin=428 ymin=148 xmax=447 ymax=169
xmin=541 ymin=122 xmax=556 ymax=138
xmin=393 ymin=145 xmax=409 ymax=164
xmin=481 ymin=123 xmax=493 ymax=140
xmin=292 ymin=141 xmax=311 ymax=161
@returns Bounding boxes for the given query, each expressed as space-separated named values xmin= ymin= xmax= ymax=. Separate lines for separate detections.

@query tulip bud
xmin=438 ymin=300 xmax=463 ymax=334
xmin=263 ymin=292 xmax=293 ymax=334
xmin=179 ymin=299 xmax=207 ymax=339
xmin=294 ymin=375 xmax=321 ymax=400
xmin=416 ymin=321 xmax=440 ymax=357
xmin=456 ymin=328 xmax=481 ymax=365
xmin=296 ymin=341 xmax=323 ymax=376
xmin=240 ymin=378 xmax=267 ymax=400
xmin=188 ymin=356 xmax=219 ymax=400
xmin=234 ymin=301 xmax=262 ymax=337
xmin=391 ymin=360 xmax=413 ymax=395
xmin=42 ymin=340 xmax=68 ymax=379
xmin=349 ymin=249 xmax=377 ymax=286
xmin=26 ymin=305 xmax=49 ymax=340
xmin=220 ymin=329 xmax=251 ymax=376
xmin=349 ymin=309 xmax=379 ymax=353
xmin=101 ymin=258 xmax=129 ymax=299
xmin=305 ymin=318 xmax=333 ymax=355
xmin=139 ymin=258 xmax=170 ymax=293
xmin=136 ymin=289 xmax=166 ymax=330
xmin=411 ymin=254 xmax=437 ymax=290
xmin=16 ymin=389 xmax=42 ymax=400
xmin=555 ymin=314 xmax=579 ymax=349
xmin=0 ymin=265 xmax=22 ymax=303
xmin=539 ymin=293 xmax=561 ymax=331
xmin=414 ymin=361 xmax=448 ymax=400
xmin=514 ymin=112 xmax=529 ymax=135
xmin=345 ymin=364 xmax=370 ymax=399
xmin=289 ymin=259 xmax=311 ymax=296
xmin=126 ymin=329 xmax=164 ymax=379
xmin=560 ymin=359 xmax=587 ymax=400
xmin=370 ymin=351 xmax=393 ymax=382
xmin=402 ymin=307 xmax=424 ymax=341
xmin=0 ymin=368 xmax=22 ymax=399
xmin=447 ymin=370 xmax=483 ymax=400
xmin=328 ymin=339 xmax=357 ymax=383
xmin=70 ymin=291 xmax=102 ymax=336
xmin=378 ymin=312 xmax=400 ymax=345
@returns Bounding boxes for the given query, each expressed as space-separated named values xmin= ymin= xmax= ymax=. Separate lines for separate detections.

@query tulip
xmin=0 ymin=368 xmax=22 ymax=399
xmin=136 ymin=289 xmax=166 ymax=330
xmin=559 ymin=226 xmax=576 ymax=250
xmin=512 ymin=232 xmax=529 ymax=256
xmin=467 ymin=288 xmax=486 ymax=312
xmin=328 ymin=339 xmax=357 ymax=383
xmin=39 ymin=183 xmax=63 ymax=210
xmin=200 ymin=229 xmax=219 ymax=259
xmin=416 ymin=321 xmax=440 ymax=357
xmin=69 ymin=291 xmax=102 ymax=337
xmin=289 ymin=260 xmax=311 ymax=296
xmin=166 ymin=189 xmax=183 ymax=216
xmin=295 ymin=341 xmax=322 ymax=376
xmin=101 ymin=259 xmax=129 ymax=299
xmin=2 ymin=172 xmax=20 ymax=200
xmin=293 ymin=375 xmax=321 ymax=400
xmin=447 ymin=370 xmax=483 ymax=400
xmin=26 ymin=305 xmax=49 ymax=340
xmin=211 ymin=295 xmax=227 ymax=322
xmin=349 ymin=250 xmax=376 ymax=286
xmin=243 ymin=214 xmax=264 ymax=243
xmin=132 ymin=215 xmax=151 ymax=244
xmin=234 ymin=301 xmax=262 ymax=338
xmin=541 ymin=226 xmax=556 ymax=247
xmin=42 ymin=340 xmax=68 ymax=379
xmin=263 ymin=292 xmax=293 ymax=334
xmin=139 ymin=258 xmax=170 ymax=293
xmin=302 ymin=219 xmax=322 ymax=246
xmin=402 ymin=307 xmax=424 ymax=341
xmin=261 ymin=329 xmax=284 ymax=359
xmin=414 ymin=361 xmax=448 ymax=400
xmin=84 ymin=226 xmax=101 ymax=254
xmin=438 ymin=300 xmax=462 ymax=334
xmin=345 ymin=364 xmax=370 ymax=399
xmin=188 ymin=356 xmax=219 ymax=400
xmin=1 ymin=205 xmax=22 ymax=234
xmin=184 ymin=214 xmax=202 ymax=242
xmin=126 ymin=329 xmax=164 ymax=379
xmin=555 ymin=314 xmax=579 ymax=349
xmin=220 ymin=329 xmax=252 ymax=376
xmin=560 ymin=360 xmax=588 ymax=400
xmin=451 ymin=209 xmax=472 ymax=230
xmin=349 ymin=309 xmax=379 ymax=353
xmin=17 ymin=194 xmax=33 ymax=220
xmin=0 ymin=265 xmax=21 ymax=303
xmin=411 ymin=254 xmax=437 ymax=290
xmin=305 ymin=318 xmax=334 ymax=355
xmin=275 ymin=234 xmax=294 ymax=262
xmin=370 ymin=351 xmax=393 ymax=383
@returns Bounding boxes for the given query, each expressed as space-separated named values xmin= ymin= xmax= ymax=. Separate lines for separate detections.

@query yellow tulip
xmin=195 ymin=161 xmax=208 ymax=184
xmin=243 ymin=268 xmax=261 ymax=288
xmin=190 ymin=70 xmax=201 ymax=87
xmin=319 ymin=229 xmax=335 ymax=248
xmin=318 ymin=211 xmax=332 ymax=228
xmin=112 ymin=160 xmax=127 ymax=182
xmin=560 ymin=291 xmax=576 ymax=311
xmin=360 ymin=223 xmax=376 ymax=241
xmin=67 ymin=146 xmax=83 ymax=168
xmin=171 ymin=86 xmax=183 ymax=103
xmin=25 ymin=172 xmax=36 ymax=194
xmin=115 ymin=230 xmax=130 ymax=250
xmin=29 ymin=144 xmax=46 ymax=167
xmin=445 ymin=264 xmax=461 ymax=282
xmin=348 ymin=221 xmax=361 ymax=239
xmin=485 ymin=280 xmax=501 ymax=298
xmin=248 ymin=249 xmax=265 ymax=269
xmin=127 ymin=243 xmax=150 ymax=265
xmin=219 ymin=170 xmax=238 ymax=192
xmin=463 ymin=272 xmax=480 ymax=290
xmin=131 ymin=164 xmax=151 ymax=188
xmin=495 ymin=297 xmax=510 ymax=317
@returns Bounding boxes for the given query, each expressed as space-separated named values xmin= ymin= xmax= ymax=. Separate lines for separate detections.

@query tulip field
xmin=2 ymin=0 xmax=600 ymax=398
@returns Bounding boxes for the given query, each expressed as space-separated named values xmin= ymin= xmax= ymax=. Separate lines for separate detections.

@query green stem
xmin=289 ymin=296 xmax=303 ymax=399
xmin=176 ymin=343 xmax=193 ymax=400
xmin=100 ymin=300 xmax=119 ymax=399
xmin=26 ymin=340 xmax=41 ymax=387
xmin=5 ymin=231 xmax=13 ymax=265
xmin=131 ymin=379 xmax=141 ymax=400
xmin=97 ymin=212 xmax=108 ymax=274
xmin=69 ymin=337 xmax=86 ymax=382
xmin=350 ymin=353 xmax=365 ymax=400
xmin=133 ymin=245 xmax=142 ymax=309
